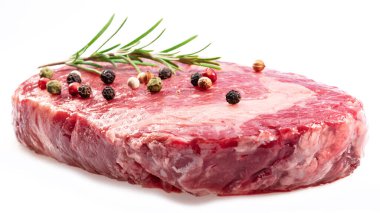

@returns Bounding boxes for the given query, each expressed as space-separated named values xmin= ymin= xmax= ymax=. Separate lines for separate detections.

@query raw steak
xmin=12 ymin=62 xmax=367 ymax=196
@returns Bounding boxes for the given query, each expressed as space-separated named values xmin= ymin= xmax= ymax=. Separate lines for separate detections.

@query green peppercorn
xmin=158 ymin=68 xmax=172 ymax=80
xmin=78 ymin=85 xmax=92 ymax=99
xmin=226 ymin=90 xmax=241 ymax=104
xmin=147 ymin=77 xmax=162 ymax=93
xmin=39 ymin=67 xmax=54 ymax=79
xmin=46 ymin=80 xmax=62 ymax=95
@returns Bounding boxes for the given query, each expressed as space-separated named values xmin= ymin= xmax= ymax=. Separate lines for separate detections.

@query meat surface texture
xmin=12 ymin=62 xmax=367 ymax=196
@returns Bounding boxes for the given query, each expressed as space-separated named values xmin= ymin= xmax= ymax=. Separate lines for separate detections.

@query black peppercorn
xmin=226 ymin=90 xmax=241 ymax=104
xmin=158 ymin=68 xmax=172 ymax=80
xmin=102 ymin=86 xmax=115 ymax=100
xmin=66 ymin=73 xmax=82 ymax=84
xmin=100 ymin=69 xmax=116 ymax=84
xmin=78 ymin=85 xmax=92 ymax=99
xmin=190 ymin=72 xmax=202 ymax=86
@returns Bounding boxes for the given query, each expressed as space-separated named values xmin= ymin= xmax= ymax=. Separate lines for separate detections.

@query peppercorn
xmin=137 ymin=71 xmax=154 ymax=84
xmin=158 ymin=68 xmax=172 ymax=80
xmin=253 ymin=60 xmax=265 ymax=72
xmin=67 ymin=72 xmax=82 ymax=84
xmin=78 ymin=84 xmax=92 ymax=98
xmin=39 ymin=67 xmax=54 ymax=79
xmin=100 ymin=69 xmax=115 ymax=84
xmin=38 ymin=77 xmax=50 ymax=90
xmin=70 ymin=70 xmax=81 ymax=77
xmin=202 ymin=68 xmax=217 ymax=83
xmin=127 ymin=77 xmax=140 ymax=90
xmin=190 ymin=72 xmax=202 ymax=86
xmin=102 ymin=86 xmax=115 ymax=100
xmin=68 ymin=82 xmax=80 ymax=96
xmin=198 ymin=77 xmax=212 ymax=90
xmin=46 ymin=80 xmax=62 ymax=95
xmin=147 ymin=77 xmax=162 ymax=93
xmin=226 ymin=90 xmax=241 ymax=104
xmin=137 ymin=72 xmax=147 ymax=84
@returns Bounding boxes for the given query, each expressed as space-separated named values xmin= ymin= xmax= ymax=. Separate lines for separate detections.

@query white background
xmin=1 ymin=0 xmax=379 ymax=212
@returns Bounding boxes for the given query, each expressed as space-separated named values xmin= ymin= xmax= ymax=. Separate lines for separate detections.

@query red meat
xmin=12 ymin=62 xmax=367 ymax=195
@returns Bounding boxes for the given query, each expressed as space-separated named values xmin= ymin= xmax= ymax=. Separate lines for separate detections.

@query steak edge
xmin=12 ymin=62 xmax=367 ymax=196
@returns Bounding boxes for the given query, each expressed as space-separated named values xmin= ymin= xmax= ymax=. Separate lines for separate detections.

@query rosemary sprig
xmin=39 ymin=15 xmax=221 ymax=74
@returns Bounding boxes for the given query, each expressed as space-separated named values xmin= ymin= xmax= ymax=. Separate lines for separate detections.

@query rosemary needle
xmin=39 ymin=15 xmax=221 ymax=74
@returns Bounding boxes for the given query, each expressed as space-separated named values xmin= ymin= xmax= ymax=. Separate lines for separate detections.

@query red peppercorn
xmin=68 ymin=82 xmax=80 ymax=96
xmin=202 ymin=68 xmax=217 ymax=83
xmin=38 ymin=77 xmax=50 ymax=90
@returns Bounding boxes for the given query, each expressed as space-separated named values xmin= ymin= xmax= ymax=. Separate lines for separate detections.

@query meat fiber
xmin=12 ymin=62 xmax=367 ymax=196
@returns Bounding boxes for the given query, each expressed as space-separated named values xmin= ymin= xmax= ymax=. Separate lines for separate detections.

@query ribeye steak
xmin=12 ymin=62 xmax=367 ymax=196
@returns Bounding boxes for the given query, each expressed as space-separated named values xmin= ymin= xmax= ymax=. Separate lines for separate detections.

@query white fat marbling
xmin=84 ymin=76 xmax=316 ymax=142
xmin=137 ymin=76 xmax=316 ymax=131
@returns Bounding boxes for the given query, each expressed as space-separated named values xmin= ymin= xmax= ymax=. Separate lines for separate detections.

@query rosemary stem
xmin=38 ymin=60 xmax=68 ymax=68
xmin=66 ymin=63 xmax=102 ymax=75
xmin=38 ymin=57 xmax=93 ymax=68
